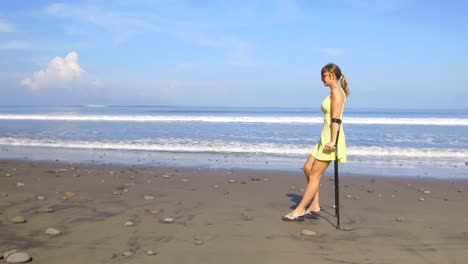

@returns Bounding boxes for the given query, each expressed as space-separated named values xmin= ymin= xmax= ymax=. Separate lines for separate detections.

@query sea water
xmin=0 ymin=106 xmax=467 ymax=178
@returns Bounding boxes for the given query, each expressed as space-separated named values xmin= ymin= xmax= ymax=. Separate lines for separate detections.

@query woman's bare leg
xmin=303 ymin=155 xmax=320 ymax=212
xmin=285 ymin=158 xmax=330 ymax=217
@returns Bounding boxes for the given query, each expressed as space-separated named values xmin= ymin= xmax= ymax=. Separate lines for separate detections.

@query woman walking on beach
xmin=282 ymin=63 xmax=349 ymax=221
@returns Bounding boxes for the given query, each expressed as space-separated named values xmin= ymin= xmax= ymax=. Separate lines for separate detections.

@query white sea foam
xmin=0 ymin=114 xmax=467 ymax=125
xmin=1 ymin=137 xmax=467 ymax=158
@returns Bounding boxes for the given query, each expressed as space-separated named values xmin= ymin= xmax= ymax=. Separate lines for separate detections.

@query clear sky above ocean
xmin=1 ymin=0 xmax=467 ymax=109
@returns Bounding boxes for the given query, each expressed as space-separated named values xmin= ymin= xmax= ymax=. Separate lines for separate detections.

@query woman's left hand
xmin=324 ymin=142 xmax=336 ymax=152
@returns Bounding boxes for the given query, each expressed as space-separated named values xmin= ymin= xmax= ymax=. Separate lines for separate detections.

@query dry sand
xmin=1 ymin=159 xmax=468 ymax=264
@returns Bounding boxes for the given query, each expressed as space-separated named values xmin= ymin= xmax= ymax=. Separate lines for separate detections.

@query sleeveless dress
xmin=311 ymin=88 xmax=347 ymax=162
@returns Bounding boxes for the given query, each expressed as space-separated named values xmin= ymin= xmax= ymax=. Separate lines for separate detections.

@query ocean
xmin=0 ymin=105 xmax=467 ymax=178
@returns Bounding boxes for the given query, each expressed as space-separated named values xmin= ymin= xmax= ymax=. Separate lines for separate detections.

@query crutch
xmin=332 ymin=118 xmax=342 ymax=230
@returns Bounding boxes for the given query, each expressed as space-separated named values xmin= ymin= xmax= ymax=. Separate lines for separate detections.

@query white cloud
xmin=320 ymin=48 xmax=345 ymax=56
xmin=0 ymin=41 xmax=30 ymax=50
xmin=91 ymin=79 xmax=102 ymax=87
xmin=0 ymin=19 xmax=13 ymax=32
xmin=21 ymin=51 xmax=85 ymax=90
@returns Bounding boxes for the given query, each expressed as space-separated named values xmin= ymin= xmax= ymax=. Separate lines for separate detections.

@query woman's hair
xmin=321 ymin=63 xmax=349 ymax=97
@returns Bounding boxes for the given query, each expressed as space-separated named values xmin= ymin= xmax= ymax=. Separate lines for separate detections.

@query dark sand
xmin=1 ymin=159 xmax=468 ymax=264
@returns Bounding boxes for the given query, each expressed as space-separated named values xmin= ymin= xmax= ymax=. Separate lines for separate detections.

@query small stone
xmin=5 ymin=252 xmax=31 ymax=263
xmin=228 ymin=180 xmax=236 ymax=183
xmin=423 ymin=190 xmax=431 ymax=194
xmin=146 ymin=250 xmax=157 ymax=255
xmin=10 ymin=216 xmax=26 ymax=224
xmin=113 ymin=191 xmax=122 ymax=195
xmin=458 ymin=189 xmax=463 ymax=193
xmin=45 ymin=228 xmax=61 ymax=235
xmin=354 ymin=196 xmax=360 ymax=199
xmin=109 ymin=171 xmax=115 ymax=174
xmin=391 ymin=195 xmax=396 ymax=198
xmin=301 ymin=229 xmax=317 ymax=236
xmin=144 ymin=195 xmax=154 ymax=200
xmin=129 ymin=176 xmax=135 ymax=179
xmin=418 ymin=197 xmax=425 ymax=201
xmin=163 ymin=218 xmax=174 ymax=223
xmin=5 ymin=173 xmax=11 ymax=177
xmin=345 ymin=195 xmax=352 ymax=199
xmin=396 ymin=217 xmax=405 ymax=222
xmin=193 ymin=240 xmax=204 ymax=245
xmin=162 ymin=174 xmax=171 ymax=178
xmin=332 ymin=205 xmax=336 ymax=209
xmin=213 ymin=184 xmax=219 ymax=188
xmin=1 ymin=193 xmax=8 ymax=197
xmin=16 ymin=182 xmax=24 ymax=187
xmin=122 ymin=250 xmax=133 ymax=257
xmin=2 ymin=249 xmax=17 ymax=259
xmin=37 ymin=196 xmax=46 ymax=201
xmin=181 ymin=178 xmax=190 ymax=182
xmin=124 ymin=221 xmax=135 ymax=227
xmin=367 ymin=190 xmax=375 ymax=193
xmin=378 ymin=194 xmax=382 ymax=197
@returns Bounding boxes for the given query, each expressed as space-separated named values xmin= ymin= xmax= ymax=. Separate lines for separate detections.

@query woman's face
xmin=321 ymin=71 xmax=333 ymax=86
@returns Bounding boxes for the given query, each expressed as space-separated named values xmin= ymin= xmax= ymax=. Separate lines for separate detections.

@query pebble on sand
xmin=6 ymin=252 xmax=31 ymax=263
xmin=418 ymin=197 xmax=425 ymax=201
xmin=396 ymin=217 xmax=405 ymax=222
xmin=45 ymin=227 xmax=61 ymax=235
xmin=301 ymin=229 xmax=317 ymax=236
xmin=2 ymin=249 xmax=17 ymax=259
xmin=10 ymin=216 xmax=27 ymax=224
xmin=122 ymin=250 xmax=133 ymax=257
xmin=124 ymin=221 xmax=135 ymax=227
xmin=146 ymin=250 xmax=157 ymax=255
xmin=37 ymin=195 xmax=46 ymax=201
xmin=163 ymin=217 xmax=174 ymax=223
xmin=16 ymin=182 xmax=24 ymax=187
xmin=144 ymin=195 xmax=154 ymax=200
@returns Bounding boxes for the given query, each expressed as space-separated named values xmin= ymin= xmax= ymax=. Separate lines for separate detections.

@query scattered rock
xmin=162 ymin=174 xmax=171 ymax=178
xmin=193 ymin=240 xmax=204 ymax=246
xmin=458 ymin=189 xmax=463 ymax=193
xmin=37 ymin=196 xmax=46 ymax=201
xmin=332 ymin=205 xmax=336 ymax=209
xmin=181 ymin=178 xmax=190 ymax=182
xmin=16 ymin=182 xmax=24 ymax=187
xmin=228 ymin=180 xmax=236 ymax=183
xmin=122 ymin=250 xmax=133 ymax=257
xmin=345 ymin=194 xmax=352 ymax=199
xmin=163 ymin=218 xmax=174 ymax=223
xmin=5 ymin=173 xmax=11 ymax=177
xmin=113 ymin=191 xmax=122 ymax=195
xmin=2 ymin=249 xmax=17 ymax=259
xmin=10 ymin=216 xmax=26 ymax=224
xmin=144 ymin=195 xmax=154 ymax=201
xmin=1 ymin=193 xmax=8 ymax=197
xmin=124 ymin=221 xmax=135 ymax=227
xmin=146 ymin=250 xmax=157 ymax=255
xmin=367 ymin=190 xmax=375 ymax=193
xmin=396 ymin=217 xmax=405 ymax=222
xmin=378 ymin=194 xmax=382 ymax=197
xmin=418 ymin=197 xmax=425 ymax=201
xmin=213 ymin=185 xmax=219 ymax=188
xmin=423 ymin=190 xmax=431 ymax=194
xmin=45 ymin=228 xmax=61 ymax=235
xmin=5 ymin=252 xmax=31 ymax=263
xmin=301 ymin=229 xmax=317 ymax=236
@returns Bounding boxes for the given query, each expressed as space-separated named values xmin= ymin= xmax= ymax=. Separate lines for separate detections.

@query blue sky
xmin=1 ymin=0 xmax=467 ymax=109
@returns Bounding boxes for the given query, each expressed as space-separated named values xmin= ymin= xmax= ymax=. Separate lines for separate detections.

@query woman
xmin=282 ymin=63 xmax=349 ymax=221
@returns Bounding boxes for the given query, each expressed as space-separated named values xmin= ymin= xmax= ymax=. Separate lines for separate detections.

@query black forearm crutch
xmin=331 ymin=118 xmax=342 ymax=230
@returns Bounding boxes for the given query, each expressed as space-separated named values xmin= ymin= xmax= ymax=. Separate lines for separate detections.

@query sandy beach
xmin=1 ymin=159 xmax=468 ymax=264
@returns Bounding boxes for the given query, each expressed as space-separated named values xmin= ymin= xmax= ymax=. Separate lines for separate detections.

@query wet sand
xmin=1 ymin=159 xmax=468 ymax=264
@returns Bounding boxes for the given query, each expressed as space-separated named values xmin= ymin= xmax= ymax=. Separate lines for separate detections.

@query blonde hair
xmin=322 ymin=63 xmax=349 ymax=97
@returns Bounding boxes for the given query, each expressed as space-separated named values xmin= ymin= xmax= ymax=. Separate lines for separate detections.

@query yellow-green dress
xmin=311 ymin=89 xmax=347 ymax=162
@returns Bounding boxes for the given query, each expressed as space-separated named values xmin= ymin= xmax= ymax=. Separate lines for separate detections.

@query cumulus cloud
xmin=21 ymin=51 xmax=84 ymax=90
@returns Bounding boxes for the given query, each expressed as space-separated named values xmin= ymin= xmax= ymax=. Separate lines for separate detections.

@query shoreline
xmin=1 ymin=159 xmax=468 ymax=263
